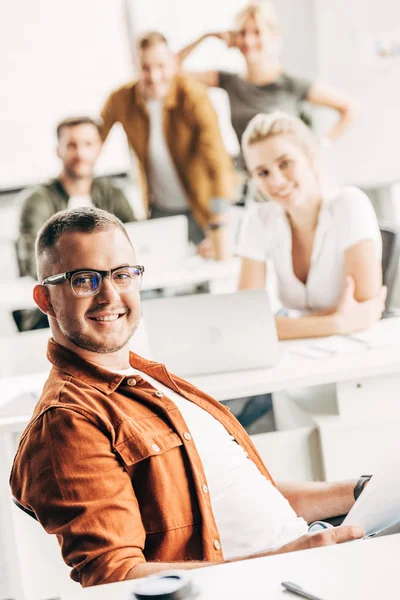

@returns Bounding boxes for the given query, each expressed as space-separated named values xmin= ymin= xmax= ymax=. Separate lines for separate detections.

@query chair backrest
xmin=380 ymin=221 xmax=400 ymax=312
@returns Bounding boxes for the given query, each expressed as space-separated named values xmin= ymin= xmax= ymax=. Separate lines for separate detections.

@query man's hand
xmin=273 ymin=525 xmax=364 ymax=555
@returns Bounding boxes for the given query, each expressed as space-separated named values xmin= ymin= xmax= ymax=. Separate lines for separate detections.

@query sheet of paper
xmin=343 ymin=446 xmax=400 ymax=536
xmin=286 ymin=335 xmax=369 ymax=359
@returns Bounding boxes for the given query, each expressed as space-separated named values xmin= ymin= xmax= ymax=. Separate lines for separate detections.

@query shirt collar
xmin=46 ymin=339 xmax=168 ymax=395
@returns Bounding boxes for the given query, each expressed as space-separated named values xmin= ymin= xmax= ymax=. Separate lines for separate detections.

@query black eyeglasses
xmin=42 ymin=265 xmax=145 ymax=297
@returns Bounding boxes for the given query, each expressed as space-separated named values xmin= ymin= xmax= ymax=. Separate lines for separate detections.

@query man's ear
xmin=33 ymin=284 xmax=56 ymax=319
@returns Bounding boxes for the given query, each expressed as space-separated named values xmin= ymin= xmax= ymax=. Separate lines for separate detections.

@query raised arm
xmin=178 ymin=32 xmax=234 ymax=87
xmin=307 ymin=82 xmax=359 ymax=143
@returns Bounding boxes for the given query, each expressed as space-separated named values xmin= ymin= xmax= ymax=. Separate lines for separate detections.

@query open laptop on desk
xmin=124 ymin=216 xmax=189 ymax=269
xmin=142 ymin=289 xmax=280 ymax=377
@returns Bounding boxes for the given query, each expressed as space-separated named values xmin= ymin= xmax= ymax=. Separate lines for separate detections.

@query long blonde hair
xmin=234 ymin=1 xmax=280 ymax=35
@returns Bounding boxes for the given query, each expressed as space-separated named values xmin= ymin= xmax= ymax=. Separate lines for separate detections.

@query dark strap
xmin=12 ymin=497 xmax=38 ymax=521
xmin=354 ymin=475 xmax=372 ymax=501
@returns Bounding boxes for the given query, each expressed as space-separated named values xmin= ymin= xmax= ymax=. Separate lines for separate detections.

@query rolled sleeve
xmin=335 ymin=187 xmax=382 ymax=257
xmin=288 ymin=74 xmax=313 ymax=102
xmin=11 ymin=407 xmax=146 ymax=586
xmin=236 ymin=204 xmax=271 ymax=262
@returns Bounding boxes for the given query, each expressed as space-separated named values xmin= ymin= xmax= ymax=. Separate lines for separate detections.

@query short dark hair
xmin=36 ymin=207 xmax=132 ymax=272
xmin=137 ymin=31 xmax=168 ymax=51
xmin=56 ymin=116 xmax=101 ymax=140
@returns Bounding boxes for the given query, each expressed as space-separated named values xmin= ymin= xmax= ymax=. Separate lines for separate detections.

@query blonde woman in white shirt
xmin=238 ymin=111 xmax=386 ymax=340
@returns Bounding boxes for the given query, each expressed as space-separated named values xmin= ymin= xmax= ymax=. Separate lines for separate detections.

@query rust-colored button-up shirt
xmin=100 ymin=74 xmax=236 ymax=229
xmin=10 ymin=341 xmax=274 ymax=587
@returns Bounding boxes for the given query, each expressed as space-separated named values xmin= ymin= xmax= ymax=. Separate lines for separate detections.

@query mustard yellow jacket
xmin=100 ymin=74 xmax=236 ymax=228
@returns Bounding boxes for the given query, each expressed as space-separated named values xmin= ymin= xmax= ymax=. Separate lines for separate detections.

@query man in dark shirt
xmin=17 ymin=116 xmax=135 ymax=280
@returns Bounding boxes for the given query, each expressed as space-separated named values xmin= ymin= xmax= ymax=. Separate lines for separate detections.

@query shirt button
xmin=202 ymin=484 xmax=209 ymax=494
xmin=152 ymin=444 xmax=160 ymax=453
xmin=127 ymin=378 xmax=136 ymax=387
xmin=213 ymin=540 xmax=221 ymax=551
xmin=183 ymin=432 xmax=192 ymax=441
xmin=155 ymin=391 xmax=164 ymax=398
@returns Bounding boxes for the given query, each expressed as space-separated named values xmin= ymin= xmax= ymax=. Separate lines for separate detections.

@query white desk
xmin=60 ymin=534 xmax=400 ymax=600
xmin=189 ymin=317 xmax=400 ymax=406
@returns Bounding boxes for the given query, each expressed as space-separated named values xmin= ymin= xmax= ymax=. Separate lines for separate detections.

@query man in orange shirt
xmin=99 ymin=32 xmax=236 ymax=248
xmin=11 ymin=207 xmax=363 ymax=587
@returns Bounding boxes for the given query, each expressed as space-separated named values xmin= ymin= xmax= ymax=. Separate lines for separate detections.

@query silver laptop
xmin=124 ymin=216 xmax=189 ymax=268
xmin=141 ymin=290 xmax=280 ymax=377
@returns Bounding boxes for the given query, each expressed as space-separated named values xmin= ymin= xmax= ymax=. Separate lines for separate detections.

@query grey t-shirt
xmin=217 ymin=71 xmax=313 ymax=146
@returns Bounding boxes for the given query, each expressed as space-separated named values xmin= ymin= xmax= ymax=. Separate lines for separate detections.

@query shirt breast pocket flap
xmin=115 ymin=427 xmax=183 ymax=467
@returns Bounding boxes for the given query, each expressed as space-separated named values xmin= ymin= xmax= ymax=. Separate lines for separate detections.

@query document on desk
xmin=343 ymin=447 xmax=400 ymax=536
xmin=286 ymin=335 xmax=369 ymax=359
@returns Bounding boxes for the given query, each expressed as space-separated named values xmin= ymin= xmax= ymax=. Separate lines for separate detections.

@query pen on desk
xmin=281 ymin=581 xmax=325 ymax=600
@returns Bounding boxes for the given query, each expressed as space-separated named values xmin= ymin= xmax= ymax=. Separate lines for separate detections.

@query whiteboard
xmin=0 ymin=0 xmax=133 ymax=189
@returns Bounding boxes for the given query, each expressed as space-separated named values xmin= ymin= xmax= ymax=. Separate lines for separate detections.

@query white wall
xmin=0 ymin=0 xmax=133 ymax=189
xmin=313 ymin=0 xmax=400 ymax=187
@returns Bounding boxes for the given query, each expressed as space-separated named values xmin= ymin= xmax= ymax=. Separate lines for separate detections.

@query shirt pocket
xmin=114 ymin=421 xmax=197 ymax=533
xmin=114 ymin=421 xmax=183 ymax=467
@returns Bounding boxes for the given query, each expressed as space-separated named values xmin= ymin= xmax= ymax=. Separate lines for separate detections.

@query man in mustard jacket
xmin=100 ymin=31 xmax=236 ymax=245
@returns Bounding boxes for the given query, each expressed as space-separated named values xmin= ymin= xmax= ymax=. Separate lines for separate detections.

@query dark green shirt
xmin=17 ymin=178 xmax=135 ymax=279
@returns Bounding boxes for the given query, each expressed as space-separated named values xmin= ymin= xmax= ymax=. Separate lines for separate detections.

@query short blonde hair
xmin=242 ymin=111 xmax=317 ymax=167
xmin=137 ymin=31 xmax=168 ymax=51
xmin=235 ymin=1 xmax=280 ymax=35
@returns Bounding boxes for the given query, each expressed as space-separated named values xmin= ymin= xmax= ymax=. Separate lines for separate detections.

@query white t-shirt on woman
xmin=237 ymin=186 xmax=382 ymax=313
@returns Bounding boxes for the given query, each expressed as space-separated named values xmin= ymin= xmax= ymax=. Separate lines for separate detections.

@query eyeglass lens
xmin=70 ymin=267 xmax=142 ymax=296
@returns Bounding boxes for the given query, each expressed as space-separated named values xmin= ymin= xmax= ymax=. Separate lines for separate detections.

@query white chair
xmin=0 ymin=418 xmax=78 ymax=600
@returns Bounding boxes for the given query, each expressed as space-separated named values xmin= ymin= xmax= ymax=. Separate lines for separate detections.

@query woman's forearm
xmin=276 ymin=313 xmax=341 ymax=340
xmin=178 ymin=34 xmax=209 ymax=63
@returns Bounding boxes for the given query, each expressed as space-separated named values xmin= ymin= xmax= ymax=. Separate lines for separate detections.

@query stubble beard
xmin=60 ymin=311 xmax=140 ymax=354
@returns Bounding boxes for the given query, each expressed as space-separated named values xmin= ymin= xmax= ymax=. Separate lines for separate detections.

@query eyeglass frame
xmin=41 ymin=265 xmax=145 ymax=297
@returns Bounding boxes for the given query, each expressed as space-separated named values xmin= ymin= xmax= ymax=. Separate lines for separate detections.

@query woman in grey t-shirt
xmin=179 ymin=1 xmax=357 ymax=148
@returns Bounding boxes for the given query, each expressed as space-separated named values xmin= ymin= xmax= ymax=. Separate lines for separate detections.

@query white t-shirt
xmin=67 ymin=195 xmax=93 ymax=210
xmin=146 ymin=99 xmax=189 ymax=211
xmin=237 ymin=187 xmax=382 ymax=312
xmin=115 ymin=366 xmax=308 ymax=559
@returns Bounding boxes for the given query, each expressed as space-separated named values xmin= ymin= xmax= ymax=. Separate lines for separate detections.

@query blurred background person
xmin=99 ymin=31 xmax=236 ymax=253
xmin=239 ymin=111 xmax=385 ymax=339
xmin=231 ymin=109 xmax=385 ymax=429
xmin=179 ymin=1 xmax=358 ymax=155
xmin=17 ymin=116 xmax=135 ymax=281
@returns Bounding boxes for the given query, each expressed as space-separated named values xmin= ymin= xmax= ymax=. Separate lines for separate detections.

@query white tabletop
xmin=60 ymin=534 xmax=400 ymax=600
xmin=189 ymin=317 xmax=400 ymax=401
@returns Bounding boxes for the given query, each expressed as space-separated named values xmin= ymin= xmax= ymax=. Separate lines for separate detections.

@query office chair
xmin=379 ymin=221 xmax=400 ymax=316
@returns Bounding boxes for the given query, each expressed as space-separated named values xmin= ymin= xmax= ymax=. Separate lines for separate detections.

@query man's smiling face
xmin=41 ymin=227 xmax=141 ymax=355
